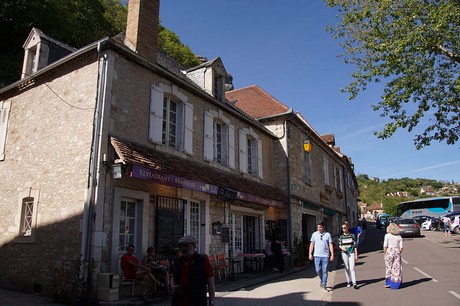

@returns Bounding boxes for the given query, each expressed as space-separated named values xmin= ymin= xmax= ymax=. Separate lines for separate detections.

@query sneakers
xmin=321 ymin=286 xmax=329 ymax=292
xmin=353 ymin=284 xmax=359 ymax=289
xmin=346 ymin=283 xmax=352 ymax=288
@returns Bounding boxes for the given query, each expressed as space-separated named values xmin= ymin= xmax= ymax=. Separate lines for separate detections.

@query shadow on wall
xmin=0 ymin=213 xmax=90 ymax=303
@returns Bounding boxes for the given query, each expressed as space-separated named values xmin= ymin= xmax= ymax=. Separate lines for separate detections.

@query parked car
xmin=395 ymin=218 xmax=421 ymax=237
xmin=376 ymin=214 xmax=391 ymax=229
xmin=388 ymin=217 xmax=401 ymax=224
xmin=411 ymin=215 xmax=431 ymax=226
xmin=421 ymin=217 xmax=440 ymax=231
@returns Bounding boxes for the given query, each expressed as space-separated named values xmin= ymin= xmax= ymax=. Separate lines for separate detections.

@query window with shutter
xmin=238 ymin=128 xmax=262 ymax=177
xmin=150 ymin=85 xmax=192 ymax=153
xmin=0 ymin=101 xmax=11 ymax=161
xmin=203 ymin=110 xmax=234 ymax=167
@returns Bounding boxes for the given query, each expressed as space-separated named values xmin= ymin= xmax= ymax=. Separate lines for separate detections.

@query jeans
xmin=341 ymin=252 xmax=356 ymax=285
xmin=314 ymin=256 xmax=330 ymax=287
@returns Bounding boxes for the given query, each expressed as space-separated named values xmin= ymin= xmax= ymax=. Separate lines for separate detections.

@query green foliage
xmin=293 ymin=233 xmax=306 ymax=260
xmin=357 ymin=174 xmax=458 ymax=215
xmin=324 ymin=0 xmax=460 ymax=149
xmin=158 ymin=24 xmax=201 ymax=69
xmin=0 ymin=1 xmax=200 ymax=87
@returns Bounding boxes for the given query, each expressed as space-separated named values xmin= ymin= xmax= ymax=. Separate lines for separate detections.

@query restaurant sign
xmin=130 ymin=164 xmax=283 ymax=208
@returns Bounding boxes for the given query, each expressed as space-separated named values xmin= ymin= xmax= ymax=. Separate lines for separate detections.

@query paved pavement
xmin=0 ymin=265 xmax=316 ymax=306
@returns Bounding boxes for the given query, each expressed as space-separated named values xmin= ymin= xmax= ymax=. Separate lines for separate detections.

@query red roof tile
xmin=225 ymin=85 xmax=290 ymax=119
xmin=111 ymin=136 xmax=287 ymax=206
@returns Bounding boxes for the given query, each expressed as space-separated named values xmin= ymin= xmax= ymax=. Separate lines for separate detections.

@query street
xmin=2 ymin=223 xmax=458 ymax=306
xmin=195 ymin=223 xmax=460 ymax=306
xmin=330 ymin=222 xmax=460 ymax=306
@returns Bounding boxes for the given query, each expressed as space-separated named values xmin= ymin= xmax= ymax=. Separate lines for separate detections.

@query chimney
xmin=124 ymin=0 xmax=159 ymax=63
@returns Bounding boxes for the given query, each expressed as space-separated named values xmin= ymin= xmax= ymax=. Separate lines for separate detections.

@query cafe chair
xmin=217 ymin=253 xmax=229 ymax=280
xmin=208 ymin=255 xmax=220 ymax=279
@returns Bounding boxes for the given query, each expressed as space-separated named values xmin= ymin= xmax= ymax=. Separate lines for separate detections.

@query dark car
xmin=376 ymin=214 xmax=391 ymax=229
xmin=411 ymin=215 xmax=431 ymax=226
xmin=395 ymin=218 xmax=421 ymax=237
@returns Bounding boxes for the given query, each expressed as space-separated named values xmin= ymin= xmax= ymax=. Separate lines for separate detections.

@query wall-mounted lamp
xmin=212 ymin=221 xmax=223 ymax=235
xmin=303 ymin=139 xmax=312 ymax=153
xmin=112 ymin=164 xmax=123 ymax=179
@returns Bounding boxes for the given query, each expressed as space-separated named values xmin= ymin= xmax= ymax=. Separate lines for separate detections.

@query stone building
xmin=0 ymin=0 xmax=288 ymax=301
xmin=226 ymin=85 xmax=359 ymax=251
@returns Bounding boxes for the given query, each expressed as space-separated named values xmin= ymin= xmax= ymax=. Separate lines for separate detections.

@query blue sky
xmin=158 ymin=0 xmax=460 ymax=183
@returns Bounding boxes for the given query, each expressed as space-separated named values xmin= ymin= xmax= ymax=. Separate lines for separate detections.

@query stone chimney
xmin=124 ymin=0 xmax=159 ymax=63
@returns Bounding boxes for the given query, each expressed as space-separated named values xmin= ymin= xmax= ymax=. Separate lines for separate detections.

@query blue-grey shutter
xmin=257 ymin=139 xmax=263 ymax=178
xmin=239 ymin=129 xmax=247 ymax=173
xmin=228 ymin=124 xmax=235 ymax=169
xmin=149 ymin=85 xmax=164 ymax=144
xmin=203 ymin=111 xmax=213 ymax=161
xmin=184 ymin=102 xmax=193 ymax=154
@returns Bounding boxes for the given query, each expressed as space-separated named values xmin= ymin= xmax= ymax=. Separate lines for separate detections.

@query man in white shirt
xmin=309 ymin=221 xmax=335 ymax=292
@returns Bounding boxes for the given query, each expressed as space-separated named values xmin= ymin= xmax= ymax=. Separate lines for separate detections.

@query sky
xmin=158 ymin=0 xmax=460 ymax=183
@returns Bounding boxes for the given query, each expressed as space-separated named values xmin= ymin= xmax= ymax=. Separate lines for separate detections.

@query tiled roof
xmin=321 ymin=134 xmax=335 ymax=146
xmin=225 ymin=85 xmax=290 ymax=119
xmin=111 ymin=136 xmax=287 ymax=206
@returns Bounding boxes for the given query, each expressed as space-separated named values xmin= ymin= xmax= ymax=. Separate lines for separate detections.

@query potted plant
xmin=293 ymin=233 xmax=306 ymax=266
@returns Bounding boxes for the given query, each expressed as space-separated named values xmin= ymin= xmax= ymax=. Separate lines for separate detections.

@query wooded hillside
xmin=357 ymin=174 xmax=459 ymax=216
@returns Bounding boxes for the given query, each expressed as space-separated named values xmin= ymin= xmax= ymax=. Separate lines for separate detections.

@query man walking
xmin=170 ymin=235 xmax=216 ymax=306
xmin=309 ymin=221 xmax=335 ymax=292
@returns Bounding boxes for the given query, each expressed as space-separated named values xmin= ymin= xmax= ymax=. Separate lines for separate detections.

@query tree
xmin=0 ymin=1 xmax=200 ymax=87
xmin=325 ymin=0 xmax=460 ymax=149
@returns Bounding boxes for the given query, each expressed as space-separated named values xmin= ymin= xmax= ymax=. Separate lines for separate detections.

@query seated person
xmin=142 ymin=247 xmax=170 ymax=289
xmin=121 ymin=245 xmax=165 ymax=300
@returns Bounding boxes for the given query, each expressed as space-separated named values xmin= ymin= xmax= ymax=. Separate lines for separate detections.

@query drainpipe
xmin=281 ymin=111 xmax=296 ymax=266
xmin=81 ymin=45 xmax=108 ymax=295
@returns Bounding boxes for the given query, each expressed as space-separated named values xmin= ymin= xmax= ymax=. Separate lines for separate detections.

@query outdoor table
xmin=239 ymin=253 xmax=265 ymax=272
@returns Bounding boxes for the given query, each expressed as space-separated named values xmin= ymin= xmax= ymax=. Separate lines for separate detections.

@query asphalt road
xmin=330 ymin=223 xmax=460 ymax=306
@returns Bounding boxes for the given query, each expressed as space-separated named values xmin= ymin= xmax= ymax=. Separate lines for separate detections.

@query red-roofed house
xmin=226 ymin=85 xmax=359 ymax=247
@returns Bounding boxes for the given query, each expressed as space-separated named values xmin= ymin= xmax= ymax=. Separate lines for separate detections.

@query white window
xmin=247 ymin=137 xmax=257 ymax=175
xmin=0 ymin=101 xmax=11 ymax=161
xmin=323 ymin=156 xmax=330 ymax=186
xmin=214 ymin=121 xmax=228 ymax=164
xmin=304 ymin=151 xmax=312 ymax=185
xmin=239 ymin=128 xmax=263 ymax=178
xmin=203 ymin=110 xmax=235 ymax=168
xmin=15 ymin=188 xmax=40 ymax=243
xmin=150 ymin=85 xmax=193 ymax=154
xmin=162 ymin=96 xmax=181 ymax=148
xmin=20 ymin=197 xmax=34 ymax=237
xmin=119 ymin=198 xmax=136 ymax=252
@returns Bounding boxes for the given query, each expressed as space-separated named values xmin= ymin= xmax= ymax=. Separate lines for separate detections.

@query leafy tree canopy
xmin=0 ymin=0 xmax=199 ymax=87
xmin=325 ymin=0 xmax=460 ymax=149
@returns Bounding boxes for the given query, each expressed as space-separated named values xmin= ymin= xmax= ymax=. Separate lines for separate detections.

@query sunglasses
xmin=320 ymin=233 xmax=324 ymax=240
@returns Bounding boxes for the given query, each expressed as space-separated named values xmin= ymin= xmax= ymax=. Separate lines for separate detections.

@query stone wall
xmin=0 ymin=54 xmax=99 ymax=296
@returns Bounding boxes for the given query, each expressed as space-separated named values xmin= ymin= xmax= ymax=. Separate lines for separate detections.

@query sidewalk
xmin=0 ymin=264 xmax=319 ymax=306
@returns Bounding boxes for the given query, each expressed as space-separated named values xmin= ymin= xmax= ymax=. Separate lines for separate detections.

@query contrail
xmin=381 ymin=160 xmax=460 ymax=179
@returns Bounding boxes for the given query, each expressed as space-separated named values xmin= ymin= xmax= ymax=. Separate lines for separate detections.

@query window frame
xmin=203 ymin=110 xmax=235 ymax=168
xmin=150 ymin=84 xmax=193 ymax=154
xmin=14 ymin=188 xmax=40 ymax=244
xmin=239 ymin=128 xmax=263 ymax=178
